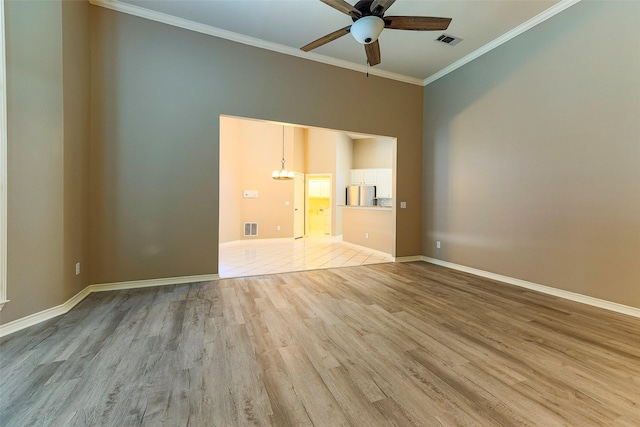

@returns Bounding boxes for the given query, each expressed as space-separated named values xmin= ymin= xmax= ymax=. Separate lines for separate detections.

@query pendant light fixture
xmin=272 ymin=125 xmax=294 ymax=180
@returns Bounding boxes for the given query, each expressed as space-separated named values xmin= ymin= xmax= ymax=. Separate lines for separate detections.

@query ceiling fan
xmin=301 ymin=0 xmax=452 ymax=67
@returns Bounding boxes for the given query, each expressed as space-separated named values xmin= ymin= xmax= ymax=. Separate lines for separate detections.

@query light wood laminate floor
xmin=1 ymin=262 xmax=639 ymax=426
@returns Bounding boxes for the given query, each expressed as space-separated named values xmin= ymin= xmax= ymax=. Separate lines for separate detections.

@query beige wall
xmin=219 ymin=117 xmax=296 ymax=242
xmin=293 ymin=127 xmax=305 ymax=173
xmin=306 ymin=127 xmax=347 ymax=236
xmin=423 ymin=1 xmax=640 ymax=308
xmin=352 ymin=138 xmax=393 ymax=169
xmin=62 ymin=0 xmax=91 ymax=305
xmin=6 ymin=1 xmax=637 ymax=326
xmin=335 ymin=135 xmax=353 ymax=235
xmin=89 ymin=6 xmax=423 ymax=285
xmin=219 ymin=117 xmax=242 ymax=243
xmin=305 ymin=128 xmax=337 ymax=174
xmin=221 ymin=118 xmax=356 ymax=241
xmin=343 ymin=208 xmax=393 ymax=254
xmin=3 ymin=0 xmax=90 ymax=324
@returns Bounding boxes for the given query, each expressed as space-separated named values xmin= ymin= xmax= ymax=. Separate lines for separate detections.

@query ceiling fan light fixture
xmin=350 ymin=16 xmax=384 ymax=44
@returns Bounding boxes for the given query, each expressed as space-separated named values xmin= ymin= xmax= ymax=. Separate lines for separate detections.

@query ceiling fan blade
xmin=365 ymin=40 xmax=381 ymax=66
xmin=370 ymin=0 xmax=396 ymax=16
xmin=301 ymin=26 xmax=351 ymax=52
xmin=384 ymin=16 xmax=452 ymax=31
xmin=320 ymin=0 xmax=362 ymax=18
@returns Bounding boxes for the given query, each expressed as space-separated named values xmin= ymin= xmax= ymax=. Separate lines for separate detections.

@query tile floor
xmin=218 ymin=237 xmax=394 ymax=278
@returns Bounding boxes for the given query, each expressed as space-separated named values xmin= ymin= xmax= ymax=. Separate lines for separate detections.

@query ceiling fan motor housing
xmin=351 ymin=16 xmax=385 ymax=44
xmin=301 ymin=0 xmax=453 ymax=67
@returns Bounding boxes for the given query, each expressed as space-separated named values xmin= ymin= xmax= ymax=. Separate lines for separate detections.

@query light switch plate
xmin=243 ymin=190 xmax=258 ymax=198
xmin=400 ymin=201 xmax=407 ymax=209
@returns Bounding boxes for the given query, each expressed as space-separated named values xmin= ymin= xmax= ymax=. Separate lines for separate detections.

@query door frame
xmin=293 ymin=172 xmax=305 ymax=239
xmin=305 ymin=173 xmax=332 ymax=237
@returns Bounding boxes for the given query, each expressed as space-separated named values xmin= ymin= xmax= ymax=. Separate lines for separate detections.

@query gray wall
xmin=423 ymin=1 xmax=640 ymax=308
xmin=89 ymin=6 xmax=424 ymax=284
xmin=3 ymin=0 xmax=90 ymax=324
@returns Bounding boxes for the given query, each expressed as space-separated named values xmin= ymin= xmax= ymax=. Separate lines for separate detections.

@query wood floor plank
xmin=278 ymin=345 xmax=350 ymax=426
xmin=2 ymin=262 xmax=639 ymax=426
xmin=257 ymin=348 xmax=314 ymax=427
xmin=320 ymin=366 xmax=391 ymax=426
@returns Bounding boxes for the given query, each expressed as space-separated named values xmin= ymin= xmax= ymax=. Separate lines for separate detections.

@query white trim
xmin=90 ymin=274 xmax=219 ymax=293
xmin=0 ymin=287 xmax=91 ymax=338
xmin=0 ymin=274 xmax=219 ymax=338
xmin=0 ymin=0 xmax=8 ymax=311
xmin=88 ymin=0 xmax=424 ymax=86
xmin=423 ymin=0 xmax=582 ymax=86
xmin=89 ymin=0 xmax=583 ymax=88
xmin=394 ymin=255 xmax=424 ymax=263
xmin=422 ymin=256 xmax=640 ymax=319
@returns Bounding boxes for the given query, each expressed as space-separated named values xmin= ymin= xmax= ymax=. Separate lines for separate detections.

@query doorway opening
xmin=306 ymin=174 xmax=331 ymax=237
xmin=218 ymin=115 xmax=397 ymax=278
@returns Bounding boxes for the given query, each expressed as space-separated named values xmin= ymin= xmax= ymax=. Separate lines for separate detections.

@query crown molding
xmin=88 ymin=0 xmax=424 ymax=86
xmin=423 ymin=0 xmax=582 ymax=86
xmin=90 ymin=0 xmax=582 ymax=88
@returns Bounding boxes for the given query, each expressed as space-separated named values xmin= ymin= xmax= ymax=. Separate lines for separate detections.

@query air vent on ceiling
xmin=435 ymin=34 xmax=463 ymax=46
xmin=244 ymin=222 xmax=258 ymax=237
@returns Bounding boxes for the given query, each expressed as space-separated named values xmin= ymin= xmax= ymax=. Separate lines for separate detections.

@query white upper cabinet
xmin=320 ymin=180 xmax=330 ymax=198
xmin=350 ymin=169 xmax=377 ymax=185
xmin=363 ymin=170 xmax=377 ymax=185
xmin=350 ymin=168 xmax=392 ymax=198
xmin=309 ymin=179 xmax=331 ymax=198
xmin=350 ymin=169 xmax=363 ymax=185
xmin=375 ymin=169 xmax=392 ymax=198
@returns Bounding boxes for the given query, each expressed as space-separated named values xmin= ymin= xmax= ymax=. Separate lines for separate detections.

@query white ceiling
xmin=104 ymin=0 xmax=578 ymax=85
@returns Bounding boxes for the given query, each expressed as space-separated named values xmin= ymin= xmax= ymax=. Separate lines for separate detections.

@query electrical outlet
xmin=75 ymin=262 xmax=80 ymax=275
xmin=277 ymin=225 xmax=281 ymax=231
xmin=436 ymin=241 xmax=441 ymax=249
xmin=365 ymin=232 xmax=369 ymax=239
xmin=400 ymin=201 xmax=407 ymax=209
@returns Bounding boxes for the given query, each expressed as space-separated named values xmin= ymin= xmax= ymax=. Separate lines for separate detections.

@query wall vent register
xmin=244 ymin=222 xmax=258 ymax=237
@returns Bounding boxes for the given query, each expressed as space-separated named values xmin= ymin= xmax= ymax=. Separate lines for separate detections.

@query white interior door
xmin=294 ymin=172 xmax=305 ymax=238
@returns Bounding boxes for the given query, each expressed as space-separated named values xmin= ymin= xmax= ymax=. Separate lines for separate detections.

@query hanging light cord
xmin=280 ymin=127 xmax=286 ymax=168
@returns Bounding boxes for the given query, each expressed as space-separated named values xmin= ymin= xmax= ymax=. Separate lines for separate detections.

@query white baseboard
xmin=6 ymin=256 xmax=638 ymax=338
xmin=394 ymin=255 xmax=424 ymax=263
xmin=422 ymin=256 xmax=640 ymax=319
xmin=90 ymin=274 xmax=219 ymax=293
xmin=0 ymin=286 xmax=91 ymax=338
xmin=0 ymin=273 xmax=219 ymax=338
